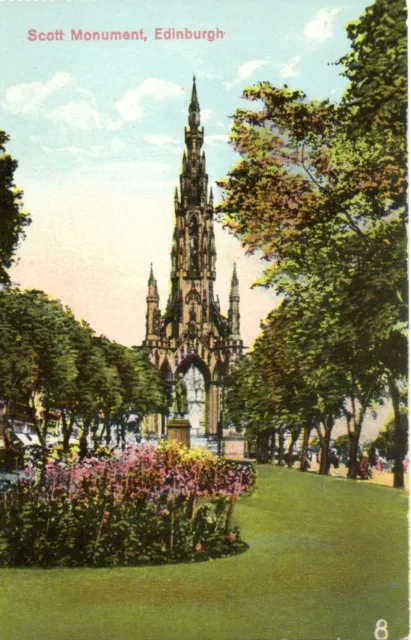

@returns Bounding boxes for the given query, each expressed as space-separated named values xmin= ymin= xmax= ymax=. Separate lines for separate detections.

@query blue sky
xmin=1 ymin=0 xmax=372 ymax=349
xmin=1 ymin=0 xmax=370 ymax=187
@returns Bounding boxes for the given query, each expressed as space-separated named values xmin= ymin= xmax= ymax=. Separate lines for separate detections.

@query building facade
xmin=141 ymin=78 xmax=244 ymax=444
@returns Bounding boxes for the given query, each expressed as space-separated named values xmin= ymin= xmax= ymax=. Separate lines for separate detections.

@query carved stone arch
xmin=185 ymin=283 xmax=201 ymax=305
xmin=160 ymin=358 xmax=173 ymax=383
xmin=176 ymin=353 xmax=211 ymax=388
xmin=212 ymin=358 xmax=226 ymax=383
xmin=188 ymin=212 xmax=199 ymax=227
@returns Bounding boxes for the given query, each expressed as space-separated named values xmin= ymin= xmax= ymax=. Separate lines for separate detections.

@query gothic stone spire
xmin=146 ymin=263 xmax=160 ymax=337
xmin=230 ymin=263 xmax=239 ymax=298
xmin=188 ymin=75 xmax=200 ymax=128
xmin=182 ymin=77 xmax=206 ymax=207
xmin=228 ymin=263 xmax=241 ymax=337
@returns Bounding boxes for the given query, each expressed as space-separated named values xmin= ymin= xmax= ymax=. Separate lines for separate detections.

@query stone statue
xmin=172 ymin=372 xmax=188 ymax=417
xmin=189 ymin=304 xmax=196 ymax=323
xmin=202 ymin=297 xmax=207 ymax=323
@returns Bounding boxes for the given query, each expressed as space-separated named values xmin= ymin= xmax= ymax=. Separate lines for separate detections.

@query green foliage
xmin=0 ymin=131 xmax=31 ymax=284
xmin=372 ymin=408 xmax=408 ymax=460
xmin=218 ymin=0 xmax=407 ymax=484
xmin=0 ymin=288 xmax=168 ymax=457
xmin=338 ymin=0 xmax=407 ymax=143
xmin=334 ymin=435 xmax=351 ymax=458
xmin=0 ymin=288 xmax=77 ymax=457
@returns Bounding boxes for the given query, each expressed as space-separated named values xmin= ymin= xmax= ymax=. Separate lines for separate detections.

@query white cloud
xmin=110 ymin=138 xmax=126 ymax=153
xmin=204 ymin=134 xmax=228 ymax=145
xmin=29 ymin=137 xmax=126 ymax=158
xmin=280 ymin=56 xmax=301 ymax=78
xmin=115 ymin=78 xmax=183 ymax=123
xmin=49 ymin=100 xmax=101 ymax=130
xmin=5 ymin=73 xmax=183 ymax=134
xmin=5 ymin=72 xmax=73 ymax=114
xmin=67 ymin=145 xmax=100 ymax=157
xmin=304 ymin=8 xmax=341 ymax=47
xmin=106 ymin=119 xmax=124 ymax=132
xmin=238 ymin=60 xmax=269 ymax=81
xmin=75 ymin=87 xmax=97 ymax=101
xmin=216 ymin=121 xmax=225 ymax=128
xmin=225 ymin=60 xmax=269 ymax=89
xmin=145 ymin=135 xmax=178 ymax=146
xmin=200 ymin=108 xmax=213 ymax=122
xmin=197 ymin=72 xmax=220 ymax=79
xmin=5 ymin=73 xmax=108 ymax=133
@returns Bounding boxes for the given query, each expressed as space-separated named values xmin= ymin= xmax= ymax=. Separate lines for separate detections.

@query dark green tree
xmin=0 ymin=132 xmax=31 ymax=284
xmin=372 ymin=408 xmax=408 ymax=461
xmin=0 ymin=289 xmax=76 ymax=471
xmin=217 ymin=0 xmax=407 ymax=486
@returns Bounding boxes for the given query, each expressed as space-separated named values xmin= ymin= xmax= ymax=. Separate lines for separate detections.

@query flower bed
xmin=0 ymin=442 xmax=255 ymax=567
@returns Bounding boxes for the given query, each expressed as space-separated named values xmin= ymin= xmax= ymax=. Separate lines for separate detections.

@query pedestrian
xmin=359 ymin=453 xmax=370 ymax=479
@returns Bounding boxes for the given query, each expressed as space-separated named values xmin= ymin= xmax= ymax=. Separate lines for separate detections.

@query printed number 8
xmin=374 ymin=619 xmax=388 ymax=640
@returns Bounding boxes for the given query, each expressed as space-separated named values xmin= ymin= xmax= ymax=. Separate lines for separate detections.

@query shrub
xmin=0 ymin=442 xmax=255 ymax=567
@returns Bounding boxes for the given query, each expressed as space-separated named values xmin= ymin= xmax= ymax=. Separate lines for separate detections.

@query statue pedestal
xmin=167 ymin=419 xmax=191 ymax=448
xmin=222 ymin=435 xmax=246 ymax=460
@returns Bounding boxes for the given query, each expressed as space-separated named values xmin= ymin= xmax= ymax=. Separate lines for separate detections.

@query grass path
xmin=0 ymin=466 xmax=408 ymax=640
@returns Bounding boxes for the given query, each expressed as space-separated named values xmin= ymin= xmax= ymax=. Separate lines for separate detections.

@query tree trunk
xmin=318 ymin=416 xmax=333 ymax=475
xmin=105 ymin=421 xmax=112 ymax=448
xmin=28 ymin=402 xmax=48 ymax=482
xmin=115 ymin=423 xmax=121 ymax=449
xmin=79 ymin=417 xmax=91 ymax=458
xmin=287 ymin=428 xmax=301 ymax=468
xmin=300 ymin=421 xmax=311 ymax=472
xmin=346 ymin=390 xmax=374 ymax=479
xmin=121 ymin=422 xmax=127 ymax=450
xmin=277 ymin=426 xmax=285 ymax=466
xmin=389 ymin=378 xmax=406 ymax=490
xmin=347 ymin=431 xmax=360 ymax=479
xmin=91 ymin=415 xmax=101 ymax=453
xmin=61 ymin=410 xmax=72 ymax=455
xmin=256 ymin=432 xmax=270 ymax=463
xmin=269 ymin=429 xmax=276 ymax=464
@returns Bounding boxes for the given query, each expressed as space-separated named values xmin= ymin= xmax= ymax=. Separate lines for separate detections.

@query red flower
xmin=226 ymin=532 xmax=236 ymax=542
xmin=195 ymin=543 xmax=203 ymax=552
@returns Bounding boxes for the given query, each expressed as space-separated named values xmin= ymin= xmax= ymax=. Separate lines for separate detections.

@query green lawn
xmin=0 ymin=466 xmax=408 ymax=640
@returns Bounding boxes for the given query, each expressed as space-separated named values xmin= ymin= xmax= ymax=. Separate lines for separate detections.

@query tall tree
xmin=0 ymin=132 xmax=31 ymax=284
xmin=217 ymin=0 xmax=407 ymax=485
xmin=338 ymin=0 xmax=407 ymax=488
xmin=0 ymin=289 xmax=76 ymax=469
